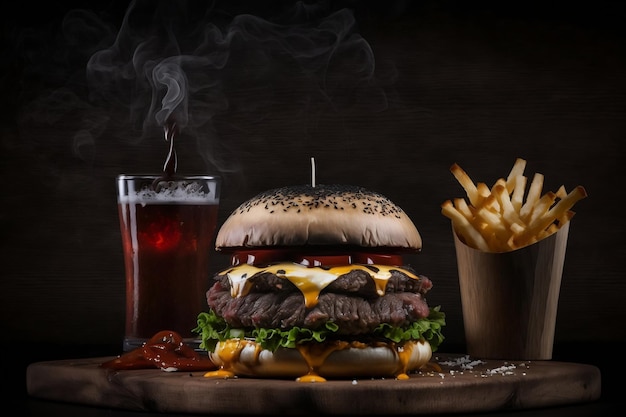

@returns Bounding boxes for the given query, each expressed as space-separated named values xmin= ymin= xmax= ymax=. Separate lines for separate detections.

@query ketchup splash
xmin=101 ymin=330 xmax=216 ymax=371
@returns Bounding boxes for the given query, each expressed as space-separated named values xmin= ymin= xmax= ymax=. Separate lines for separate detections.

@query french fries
xmin=442 ymin=158 xmax=587 ymax=252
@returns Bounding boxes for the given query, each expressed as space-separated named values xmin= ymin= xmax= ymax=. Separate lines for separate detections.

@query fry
xmin=519 ymin=172 xmax=544 ymax=221
xmin=509 ymin=222 xmax=526 ymax=236
xmin=441 ymin=200 xmax=490 ymax=252
xmin=510 ymin=175 xmax=527 ymax=212
xmin=480 ymin=192 xmax=500 ymax=213
xmin=505 ymin=158 xmax=527 ymax=194
xmin=493 ymin=183 xmax=522 ymax=227
xmin=450 ymin=164 xmax=480 ymax=207
xmin=476 ymin=183 xmax=493 ymax=210
xmin=555 ymin=185 xmax=567 ymax=199
xmin=540 ymin=211 xmax=575 ymax=239
xmin=476 ymin=206 xmax=507 ymax=236
xmin=528 ymin=191 xmax=557 ymax=227
xmin=453 ymin=198 xmax=474 ymax=219
xmin=536 ymin=186 xmax=587 ymax=233
xmin=443 ymin=158 xmax=587 ymax=252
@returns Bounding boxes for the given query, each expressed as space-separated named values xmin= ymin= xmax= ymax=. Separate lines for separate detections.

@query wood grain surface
xmin=26 ymin=354 xmax=601 ymax=415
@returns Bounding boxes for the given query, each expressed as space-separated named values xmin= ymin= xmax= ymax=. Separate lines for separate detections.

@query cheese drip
xmin=222 ymin=263 xmax=420 ymax=308
xmin=204 ymin=339 xmax=432 ymax=382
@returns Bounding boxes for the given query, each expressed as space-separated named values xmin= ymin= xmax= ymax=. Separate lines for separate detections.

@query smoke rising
xmin=11 ymin=0 xmax=395 ymax=177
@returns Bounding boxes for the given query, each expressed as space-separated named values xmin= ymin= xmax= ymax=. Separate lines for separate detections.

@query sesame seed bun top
xmin=215 ymin=184 xmax=422 ymax=251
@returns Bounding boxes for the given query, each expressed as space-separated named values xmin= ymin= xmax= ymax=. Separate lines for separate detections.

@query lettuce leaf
xmin=194 ymin=306 xmax=445 ymax=352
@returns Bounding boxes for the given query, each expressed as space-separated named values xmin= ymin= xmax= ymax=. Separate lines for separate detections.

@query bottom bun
xmin=209 ymin=339 xmax=432 ymax=379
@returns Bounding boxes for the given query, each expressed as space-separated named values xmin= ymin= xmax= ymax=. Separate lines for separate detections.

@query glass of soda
xmin=116 ymin=175 xmax=221 ymax=352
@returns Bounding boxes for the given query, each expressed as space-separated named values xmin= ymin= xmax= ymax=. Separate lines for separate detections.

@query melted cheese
xmin=394 ymin=341 xmax=414 ymax=380
xmin=203 ymin=339 xmax=260 ymax=379
xmin=204 ymin=339 xmax=428 ymax=382
xmin=221 ymin=263 xmax=419 ymax=308
xmin=295 ymin=340 xmax=350 ymax=382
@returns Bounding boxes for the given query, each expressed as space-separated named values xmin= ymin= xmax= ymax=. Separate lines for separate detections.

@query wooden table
xmin=26 ymin=353 xmax=601 ymax=415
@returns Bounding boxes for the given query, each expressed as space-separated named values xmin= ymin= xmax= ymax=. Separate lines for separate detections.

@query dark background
xmin=2 ymin=0 xmax=625 ymax=414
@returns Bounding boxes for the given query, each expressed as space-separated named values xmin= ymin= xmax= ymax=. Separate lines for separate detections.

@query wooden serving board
xmin=26 ymin=354 xmax=600 ymax=415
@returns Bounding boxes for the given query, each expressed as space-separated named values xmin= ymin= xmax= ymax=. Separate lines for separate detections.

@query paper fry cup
xmin=453 ymin=222 xmax=570 ymax=360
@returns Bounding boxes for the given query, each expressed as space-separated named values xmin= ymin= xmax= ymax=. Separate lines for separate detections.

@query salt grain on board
xmin=414 ymin=355 xmax=533 ymax=380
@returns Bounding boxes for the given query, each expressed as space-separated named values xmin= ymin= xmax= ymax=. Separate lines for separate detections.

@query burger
xmin=194 ymin=184 xmax=445 ymax=382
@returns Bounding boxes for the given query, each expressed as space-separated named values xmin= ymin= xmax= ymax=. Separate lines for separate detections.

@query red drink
xmin=117 ymin=176 xmax=221 ymax=351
